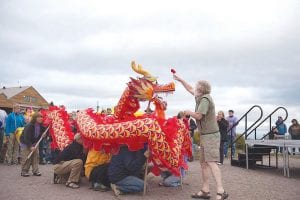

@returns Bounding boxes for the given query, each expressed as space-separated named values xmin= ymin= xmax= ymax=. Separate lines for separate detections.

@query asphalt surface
xmin=0 ymin=156 xmax=299 ymax=200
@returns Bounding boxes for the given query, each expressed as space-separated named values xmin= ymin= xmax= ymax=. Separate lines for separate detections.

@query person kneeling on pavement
xmin=159 ymin=167 xmax=185 ymax=187
xmin=53 ymin=133 xmax=86 ymax=189
xmin=85 ymin=148 xmax=111 ymax=191
xmin=20 ymin=112 xmax=48 ymax=177
xmin=108 ymin=145 xmax=148 ymax=196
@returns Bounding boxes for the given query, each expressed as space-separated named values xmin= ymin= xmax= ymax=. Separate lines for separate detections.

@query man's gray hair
xmin=194 ymin=80 xmax=211 ymax=97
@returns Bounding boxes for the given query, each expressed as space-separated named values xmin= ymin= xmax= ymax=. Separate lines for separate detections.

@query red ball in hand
xmin=171 ymin=69 xmax=176 ymax=74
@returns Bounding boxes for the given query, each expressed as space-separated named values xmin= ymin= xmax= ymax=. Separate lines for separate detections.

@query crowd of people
xmin=51 ymin=120 xmax=149 ymax=194
xmin=0 ymin=79 xmax=300 ymax=200
xmin=269 ymin=116 xmax=300 ymax=153
xmin=0 ymin=106 xmax=150 ymax=196
xmin=0 ymin=105 xmax=52 ymax=166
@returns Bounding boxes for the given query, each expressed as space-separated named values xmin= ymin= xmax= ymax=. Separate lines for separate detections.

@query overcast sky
xmin=1 ymin=0 xmax=299 ymax=132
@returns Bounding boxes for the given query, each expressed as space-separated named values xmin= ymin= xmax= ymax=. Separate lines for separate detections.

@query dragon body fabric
xmin=43 ymin=61 xmax=192 ymax=176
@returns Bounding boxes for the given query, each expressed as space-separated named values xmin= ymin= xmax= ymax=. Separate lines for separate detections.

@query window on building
xmin=31 ymin=97 xmax=37 ymax=103
xmin=23 ymin=96 xmax=30 ymax=102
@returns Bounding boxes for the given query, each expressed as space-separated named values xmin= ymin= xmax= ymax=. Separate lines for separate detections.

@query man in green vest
xmin=174 ymin=74 xmax=228 ymax=200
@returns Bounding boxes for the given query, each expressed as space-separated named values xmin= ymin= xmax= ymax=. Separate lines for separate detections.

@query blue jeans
xmin=161 ymin=167 xmax=184 ymax=187
xmin=0 ymin=128 xmax=4 ymax=152
xmin=116 ymin=176 xmax=144 ymax=193
xmin=191 ymin=137 xmax=197 ymax=156
xmin=224 ymin=135 xmax=235 ymax=157
xmin=161 ymin=171 xmax=181 ymax=187
xmin=39 ymin=138 xmax=46 ymax=161
xmin=163 ymin=175 xmax=181 ymax=187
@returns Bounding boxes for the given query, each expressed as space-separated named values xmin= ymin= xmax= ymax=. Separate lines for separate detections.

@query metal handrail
xmin=228 ymin=105 xmax=263 ymax=161
xmin=259 ymin=107 xmax=288 ymax=140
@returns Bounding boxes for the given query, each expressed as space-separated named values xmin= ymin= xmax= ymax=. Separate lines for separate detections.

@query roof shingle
xmin=0 ymin=86 xmax=31 ymax=99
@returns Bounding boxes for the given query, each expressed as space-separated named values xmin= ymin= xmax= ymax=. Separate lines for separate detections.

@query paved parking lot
xmin=0 ymin=156 xmax=299 ymax=200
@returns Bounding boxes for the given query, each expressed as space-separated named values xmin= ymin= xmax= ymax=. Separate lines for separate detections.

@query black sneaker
xmin=93 ymin=183 xmax=109 ymax=192
xmin=33 ymin=172 xmax=42 ymax=176
xmin=39 ymin=160 xmax=46 ymax=165
xmin=6 ymin=160 xmax=12 ymax=165
xmin=13 ymin=161 xmax=19 ymax=165
xmin=21 ymin=172 xmax=30 ymax=177
xmin=188 ymin=156 xmax=194 ymax=162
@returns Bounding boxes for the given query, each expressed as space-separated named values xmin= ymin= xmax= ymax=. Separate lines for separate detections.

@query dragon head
xmin=130 ymin=61 xmax=175 ymax=100
xmin=128 ymin=77 xmax=154 ymax=101
xmin=129 ymin=61 xmax=175 ymax=119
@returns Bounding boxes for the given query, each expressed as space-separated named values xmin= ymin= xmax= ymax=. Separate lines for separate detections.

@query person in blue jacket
xmin=275 ymin=116 xmax=287 ymax=153
xmin=5 ymin=105 xmax=25 ymax=165
xmin=108 ymin=145 xmax=147 ymax=196
xmin=276 ymin=116 xmax=287 ymax=135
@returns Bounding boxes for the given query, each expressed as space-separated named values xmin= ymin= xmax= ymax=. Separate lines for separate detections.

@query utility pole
xmin=96 ymin=101 xmax=99 ymax=112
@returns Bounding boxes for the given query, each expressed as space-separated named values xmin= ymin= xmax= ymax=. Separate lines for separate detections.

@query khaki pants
xmin=21 ymin=147 xmax=39 ymax=173
xmin=7 ymin=133 xmax=19 ymax=164
xmin=54 ymin=159 xmax=83 ymax=183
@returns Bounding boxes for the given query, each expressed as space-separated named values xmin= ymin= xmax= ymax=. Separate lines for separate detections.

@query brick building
xmin=0 ymin=86 xmax=49 ymax=113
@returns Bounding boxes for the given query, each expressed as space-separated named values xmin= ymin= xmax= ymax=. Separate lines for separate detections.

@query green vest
xmin=195 ymin=94 xmax=219 ymax=135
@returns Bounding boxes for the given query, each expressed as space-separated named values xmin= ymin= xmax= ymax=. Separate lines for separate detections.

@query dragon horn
xmin=131 ymin=60 xmax=152 ymax=77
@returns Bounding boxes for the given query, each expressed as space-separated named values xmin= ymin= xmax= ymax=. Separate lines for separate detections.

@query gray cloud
xmin=1 ymin=0 xmax=300 ymax=122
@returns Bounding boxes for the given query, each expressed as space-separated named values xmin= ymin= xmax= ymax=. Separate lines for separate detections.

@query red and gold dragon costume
xmin=43 ymin=61 xmax=191 ymax=176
